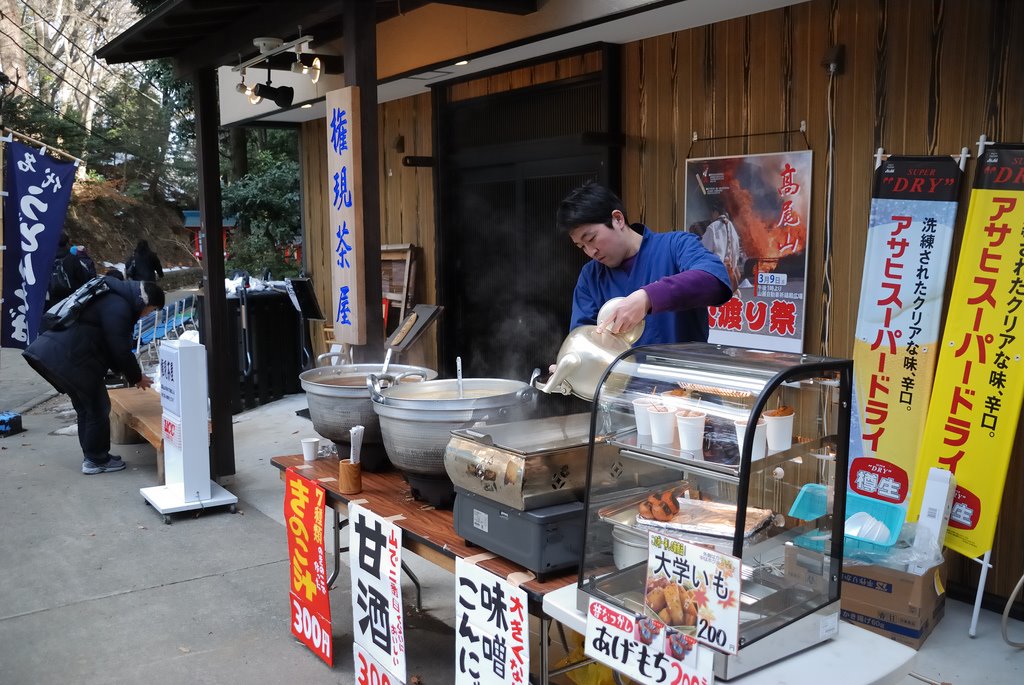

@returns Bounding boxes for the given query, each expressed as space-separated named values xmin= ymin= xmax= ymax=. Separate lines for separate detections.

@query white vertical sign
xmin=325 ymin=87 xmax=366 ymax=344
xmin=349 ymin=503 xmax=406 ymax=682
xmin=454 ymin=559 xmax=530 ymax=685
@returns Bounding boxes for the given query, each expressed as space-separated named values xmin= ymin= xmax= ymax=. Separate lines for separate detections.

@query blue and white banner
xmin=2 ymin=141 xmax=77 ymax=348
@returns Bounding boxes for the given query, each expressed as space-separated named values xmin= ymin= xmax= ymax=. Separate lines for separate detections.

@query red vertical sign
xmin=284 ymin=468 xmax=333 ymax=665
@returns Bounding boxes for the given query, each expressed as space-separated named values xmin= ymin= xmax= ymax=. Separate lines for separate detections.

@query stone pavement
xmin=0 ymin=387 xmax=461 ymax=684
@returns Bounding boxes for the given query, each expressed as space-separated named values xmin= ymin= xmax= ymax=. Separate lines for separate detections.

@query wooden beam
xmin=193 ymin=67 xmax=236 ymax=479
xmin=343 ymin=0 xmax=385 ymax=358
xmin=171 ymin=2 xmax=337 ymax=77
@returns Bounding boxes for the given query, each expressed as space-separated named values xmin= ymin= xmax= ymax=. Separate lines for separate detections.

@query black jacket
xmin=126 ymin=250 xmax=163 ymax=282
xmin=47 ymin=247 xmax=96 ymax=303
xmin=23 ymin=277 xmax=147 ymax=394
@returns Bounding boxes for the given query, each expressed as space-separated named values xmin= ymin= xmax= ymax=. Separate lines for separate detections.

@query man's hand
xmin=136 ymin=375 xmax=153 ymax=390
xmin=596 ymin=289 xmax=650 ymax=335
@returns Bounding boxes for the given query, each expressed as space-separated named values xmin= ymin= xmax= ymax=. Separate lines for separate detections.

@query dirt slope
xmin=62 ymin=179 xmax=196 ymax=269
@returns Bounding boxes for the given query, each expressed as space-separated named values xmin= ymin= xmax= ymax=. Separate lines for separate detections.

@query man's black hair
xmin=104 ymin=268 xmax=124 ymax=280
xmin=142 ymin=281 xmax=165 ymax=309
xmin=555 ymin=181 xmax=629 ymax=233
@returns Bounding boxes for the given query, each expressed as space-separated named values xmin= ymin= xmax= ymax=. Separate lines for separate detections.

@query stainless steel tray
xmin=599 ymin=492 xmax=774 ymax=541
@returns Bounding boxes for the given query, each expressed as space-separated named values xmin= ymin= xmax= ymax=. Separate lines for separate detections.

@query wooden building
xmin=99 ymin=0 xmax=1024 ymax=614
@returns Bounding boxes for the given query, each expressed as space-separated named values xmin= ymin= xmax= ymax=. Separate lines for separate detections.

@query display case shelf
xmin=576 ymin=342 xmax=852 ymax=680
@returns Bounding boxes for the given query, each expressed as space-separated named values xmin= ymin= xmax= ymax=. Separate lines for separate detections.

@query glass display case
xmin=576 ymin=343 xmax=852 ymax=680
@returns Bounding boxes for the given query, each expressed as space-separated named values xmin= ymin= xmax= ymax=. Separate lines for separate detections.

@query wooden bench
xmin=109 ymin=387 xmax=166 ymax=483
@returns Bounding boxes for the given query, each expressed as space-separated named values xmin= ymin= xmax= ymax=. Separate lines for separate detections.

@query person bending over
xmin=23 ymin=278 xmax=165 ymax=474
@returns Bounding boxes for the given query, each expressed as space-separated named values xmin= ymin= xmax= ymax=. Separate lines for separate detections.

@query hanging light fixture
xmin=250 ymin=64 xmax=292 ymax=107
xmin=235 ymin=67 xmax=262 ymax=104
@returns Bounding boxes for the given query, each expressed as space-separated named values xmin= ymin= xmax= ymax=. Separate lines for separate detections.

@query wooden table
xmin=271 ymin=454 xmax=578 ymax=683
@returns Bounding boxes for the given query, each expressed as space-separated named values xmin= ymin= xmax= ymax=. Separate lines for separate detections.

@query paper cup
xmin=676 ymin=410 xmax=706 ymax=453
xmin=301 ymin=437 xmax=320 ymax=462
xmin=648 ymin=406 xmax=677 ymax=445
xmin=632 ymin=397 xmax=657 ymax=436
xmin=734 ymin=418 xmax=767 ymax=461
xmin=764 ymin=412 xmax=795 ymax=451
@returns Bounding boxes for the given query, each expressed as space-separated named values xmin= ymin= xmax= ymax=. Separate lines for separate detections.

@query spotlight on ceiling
xmin=252 ymin=83 xmax=294 ymax=108
xmin=290 ymin=54 xmax=322 ymax=84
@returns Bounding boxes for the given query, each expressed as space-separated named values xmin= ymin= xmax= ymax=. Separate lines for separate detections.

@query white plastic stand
xmin=141 ymin=339 xmax=237 ymax=523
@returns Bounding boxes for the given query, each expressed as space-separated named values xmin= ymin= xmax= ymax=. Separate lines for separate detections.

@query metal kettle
xmin=533 ymin=297 xmax=644 ymax=401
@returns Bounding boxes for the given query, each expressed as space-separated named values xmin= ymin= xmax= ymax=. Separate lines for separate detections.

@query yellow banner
xmin=849 ymin=157 xmax=962 ymax=508
xmin=910 ymin=145 xmax=1024 ymax=558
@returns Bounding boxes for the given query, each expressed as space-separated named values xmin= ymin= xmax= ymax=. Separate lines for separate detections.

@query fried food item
xmin=638 ymin=501 xmax=654 ymax=519
xmin=764 ymin=405 xmax=795 ymax=417
xmin=663 ymin=583 xmax=685 ymax=625
xmin=660 ymin=490 xmax=679 ymax=514
xmin=647 ymin=587 xmax=667 ymax=613
xmin=658 ymin=608 xmax=672 ymax=624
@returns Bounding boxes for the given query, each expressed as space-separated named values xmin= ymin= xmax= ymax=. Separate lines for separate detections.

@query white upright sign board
xmin=141 ymin=339 xmax=236 ymax=520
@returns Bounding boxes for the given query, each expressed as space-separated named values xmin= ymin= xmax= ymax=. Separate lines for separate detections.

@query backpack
xmin=48 ymin=256 xmax=74 ymax=302
xmin=40 ymin=277 xmax=111 ymax=332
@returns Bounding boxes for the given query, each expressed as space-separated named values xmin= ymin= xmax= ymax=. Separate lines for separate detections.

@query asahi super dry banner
xmin=910 ymin=144 xmax=1024 ymax=558
xmin=849 ymin=157 xmax=962 ymax=508
xmin=684 ymin=151 xmax=812 ymax=353
xmin=2 ymin=141 xmax=78 ymax=348
xmin=284 ymin=468 xmax=333 ymax=665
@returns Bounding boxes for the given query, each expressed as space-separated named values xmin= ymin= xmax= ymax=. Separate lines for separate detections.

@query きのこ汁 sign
xmin=349 ymin=503 xmax=406 ymax=683
xmin=584 ymin=597 xmax=713 ymax=685
xmin=849 ymin=156 xmax=963 ymax=510
xmin=910 ymin=144 xmax=1024 ymax=558
xmin=646 ymin=533 xmax=741 ymax=655
xmin=284 ymin=468 xmax=332 ymax=666
xmin=454 ymin=559 xmax=529 ymax=685
xmin=684 ymin=150 xmax=813 ymax=353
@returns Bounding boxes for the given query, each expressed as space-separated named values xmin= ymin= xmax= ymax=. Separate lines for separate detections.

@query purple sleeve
xmin=641 ymin=270 xmax=732 ymax=313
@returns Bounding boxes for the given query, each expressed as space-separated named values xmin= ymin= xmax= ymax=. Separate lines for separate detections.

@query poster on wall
xmin=848 ymin=156 xmax=963 ymax=510
xmin=909 ymin=143 xmax=1024 ymax=559
xmin=684 ymin=150 xmax=812 ymax=353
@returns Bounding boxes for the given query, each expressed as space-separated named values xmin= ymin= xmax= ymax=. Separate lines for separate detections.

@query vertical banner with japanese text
xmin=910 ymin=144 xmax=1024 ymax=558
xmin=284 ymin=468 xmax=333 ymax=666
xmin=325 ymin=87 xmax=366 ymax=344
xmin=349 ymin=503 xmax=406 ymax=683
xmin=454 ymin=559 xmax=530 ymax=685
xmin=685 ymin=151 xmax=812 ymax=352
xmin=849 ymin=156 xmax=963 ymax=509
xmin=2 ymin=141 xmax=78 ymax=348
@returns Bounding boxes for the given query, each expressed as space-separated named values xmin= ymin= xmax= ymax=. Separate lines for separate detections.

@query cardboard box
xmin=839 ymin=559 xmax=947 ymax=649
xmin=840 ymin=594 xmax=945 ymax=649
xmin=840 ymin=559 xmax=947 ymax=618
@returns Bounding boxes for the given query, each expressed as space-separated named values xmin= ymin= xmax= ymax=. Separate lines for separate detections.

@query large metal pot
xmin=368 ymin=374 xmax=535 ymax=479
xmin=299 ymin=362 xmax=437 ymax=448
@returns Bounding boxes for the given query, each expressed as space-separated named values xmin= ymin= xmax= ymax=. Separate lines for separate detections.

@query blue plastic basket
xmin=791 ymin=491 xmax=905 ymax=555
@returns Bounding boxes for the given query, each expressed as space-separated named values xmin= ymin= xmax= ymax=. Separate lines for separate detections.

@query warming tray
xmin=444 ymin=413 xmax=596 ymax=510
xmin=600 ymin=493 xmax=774 ymax=542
